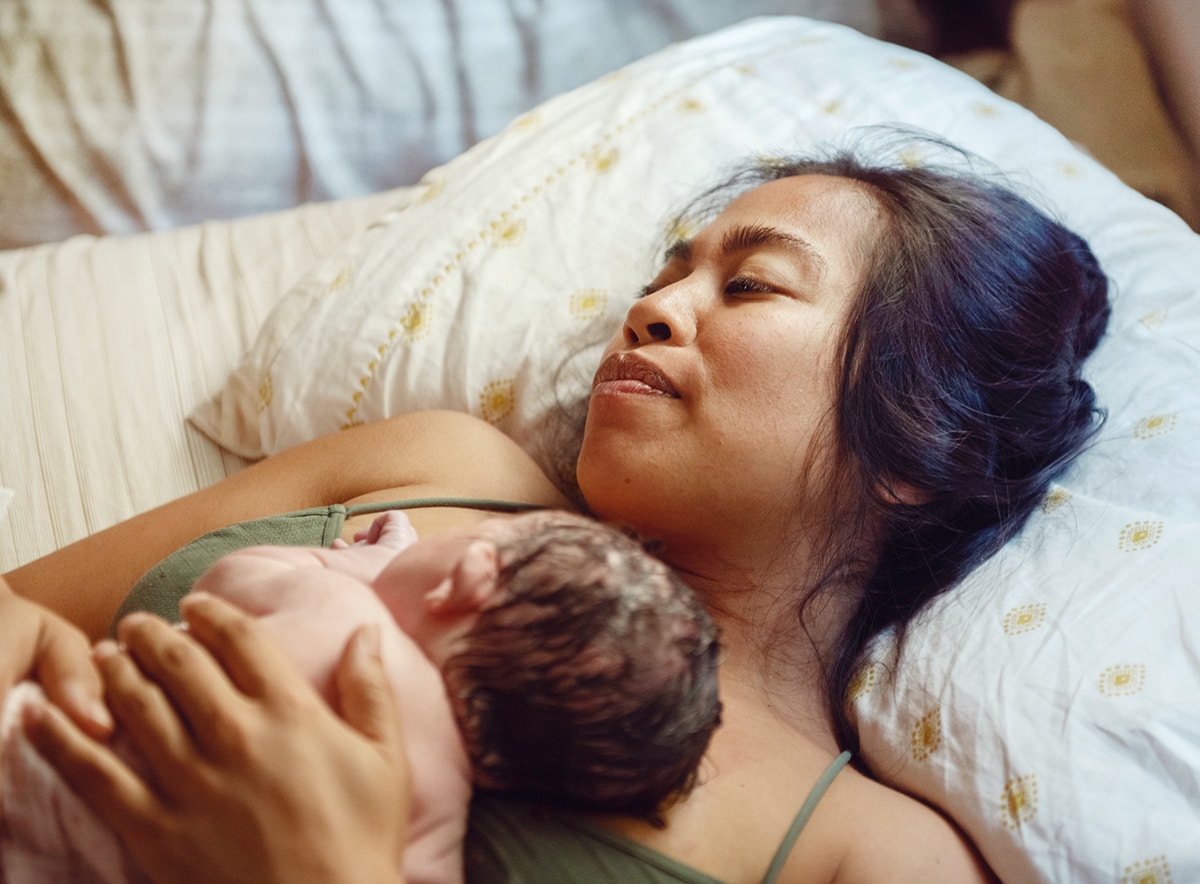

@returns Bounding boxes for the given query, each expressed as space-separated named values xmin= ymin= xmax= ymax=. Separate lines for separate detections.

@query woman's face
xmin=577 ymin=174 xmax=884 ymax=562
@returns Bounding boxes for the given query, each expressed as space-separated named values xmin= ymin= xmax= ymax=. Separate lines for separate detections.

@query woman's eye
xmin=724 ymin=276 xmax=775 ymax=296
xmin=637 ymin=283 xmax=660 ymax=299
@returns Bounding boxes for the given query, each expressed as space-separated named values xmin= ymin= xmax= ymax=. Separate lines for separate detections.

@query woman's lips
xmin=591 ymin=353 xmax=680 ymax=398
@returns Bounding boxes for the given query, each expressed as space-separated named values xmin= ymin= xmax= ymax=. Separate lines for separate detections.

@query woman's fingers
xmin=33 ymin=621 xmax=114 ymax=739
xmin=115 ymin=611 xmax=243 ymax=718
xmin=335 ymin=624 xmax=404 ymax=750
xmin=90 ymin=638 xmax=200 ymax=798
xmin=0 ymin=586 xmax=113 ymax=738
xmin=113 ymin=611 xmax=278 ymax=774
xmin=178 ymin=593 xmax=294 ymax=700
xmin=22 ymin=695 xmax=162 ymax=831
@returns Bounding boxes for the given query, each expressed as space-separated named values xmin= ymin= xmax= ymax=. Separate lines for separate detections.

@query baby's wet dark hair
xmin=442 ymin=511 xmax=722 ymax=825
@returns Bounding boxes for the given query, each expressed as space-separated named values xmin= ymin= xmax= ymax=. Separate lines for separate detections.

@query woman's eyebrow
xmin=719 ymin=223 xmax=827 ymax=274
xmin=662 ymin=223 xmax=827 ymax=276
xmin=662 ymin=238 xmax=693 ymax=264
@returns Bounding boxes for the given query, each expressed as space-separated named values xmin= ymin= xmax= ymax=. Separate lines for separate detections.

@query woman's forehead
xmin=676 ymin=174 xmax=885 ymax=290
xmin=716 ymin=174 xmax=885 ymax=241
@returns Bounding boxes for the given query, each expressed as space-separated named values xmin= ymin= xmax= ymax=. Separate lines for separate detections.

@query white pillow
xmin=189 ymin=16 xmax=1200 ymax=881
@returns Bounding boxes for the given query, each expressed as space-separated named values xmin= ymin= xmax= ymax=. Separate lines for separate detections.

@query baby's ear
xmin=424 ymin=540 xmax=500 ymax=615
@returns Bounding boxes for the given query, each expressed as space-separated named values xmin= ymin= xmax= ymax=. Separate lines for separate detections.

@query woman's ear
xmin=424 ymin=540 xmax=500 ymax=615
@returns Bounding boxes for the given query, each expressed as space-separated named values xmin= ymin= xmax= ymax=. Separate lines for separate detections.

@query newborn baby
xmin=1 ymin=509 xmax=721 ymax=884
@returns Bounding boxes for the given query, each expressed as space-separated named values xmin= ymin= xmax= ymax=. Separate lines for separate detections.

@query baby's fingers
xmin=353 ymin=511 xmax=417 ymax=550
xmin=370 ymin=511 xmax=419 ymax=551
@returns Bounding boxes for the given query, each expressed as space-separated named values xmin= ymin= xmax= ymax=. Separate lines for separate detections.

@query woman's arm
xmin=5 ymin=410 xmax=568 ymax=640
xmin=23 ymin=593 xmax=411 ymax=884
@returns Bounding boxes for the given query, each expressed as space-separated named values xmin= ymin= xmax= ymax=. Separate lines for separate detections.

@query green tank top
xmin=464 ymin=751 xmax=853 ymax=883
xmin=111 ymin=497 xmax=544 ymax=633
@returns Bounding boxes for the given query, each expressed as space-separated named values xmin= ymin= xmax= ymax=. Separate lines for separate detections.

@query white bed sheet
xmin=0 ymin=188 xmax=410 ymax=570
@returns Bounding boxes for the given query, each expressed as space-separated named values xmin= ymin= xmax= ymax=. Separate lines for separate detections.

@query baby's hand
xmin=351 ymin=511 xmax=419 ymax=552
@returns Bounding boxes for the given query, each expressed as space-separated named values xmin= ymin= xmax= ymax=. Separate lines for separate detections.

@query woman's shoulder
xmin=335 ymin=411 xmax=572 ymax=509
xmin=797 ymin=765 xmax=995 ymax=884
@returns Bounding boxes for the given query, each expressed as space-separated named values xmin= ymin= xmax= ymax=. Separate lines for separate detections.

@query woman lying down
xmin=2 ymin=139 xmax=1108 ymax=883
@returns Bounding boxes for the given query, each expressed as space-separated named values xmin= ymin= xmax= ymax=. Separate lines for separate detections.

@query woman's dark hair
xmin=676 ymin=139 xmax=1111 ymax=754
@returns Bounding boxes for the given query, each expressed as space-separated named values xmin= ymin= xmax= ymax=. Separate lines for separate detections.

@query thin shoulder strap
xmin=761 ymin=751 xmax=853 ymax=884
xmin=343 ymin=497 xmax=548 ymax=516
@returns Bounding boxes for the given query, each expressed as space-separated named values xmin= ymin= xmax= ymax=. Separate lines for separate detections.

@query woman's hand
xmin=0 ymin=575 xmax=112 ymax=737
xmin=23 ymin=593 xmax=411 ymax=884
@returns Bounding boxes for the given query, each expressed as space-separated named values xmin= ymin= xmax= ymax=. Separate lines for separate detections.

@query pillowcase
xmin=190 ymin=15 xmax=1200 ymax=881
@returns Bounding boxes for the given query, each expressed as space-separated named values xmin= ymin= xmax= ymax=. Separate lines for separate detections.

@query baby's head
xmin=435 ymin=510 xmax=721 ymax=824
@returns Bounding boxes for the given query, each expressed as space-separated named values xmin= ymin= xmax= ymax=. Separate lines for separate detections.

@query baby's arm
xmin=193 ymin=511 xmax=418 ymax=617
xmin=191 ymin=547 xmax=402 ymax=704
xmin=187 ymin=510 xmax=419 ymax=704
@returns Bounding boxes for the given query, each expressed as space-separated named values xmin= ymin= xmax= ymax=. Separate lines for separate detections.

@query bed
xmin=2 ymin=13 xmax=1198 ymax=883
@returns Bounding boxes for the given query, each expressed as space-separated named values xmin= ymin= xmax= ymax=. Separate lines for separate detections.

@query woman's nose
xmin=622 ymin=283 xmax=696 ymax=346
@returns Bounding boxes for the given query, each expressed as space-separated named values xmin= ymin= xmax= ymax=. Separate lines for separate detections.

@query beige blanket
xmin=948 ymin=0 xmax=1200 ymax=229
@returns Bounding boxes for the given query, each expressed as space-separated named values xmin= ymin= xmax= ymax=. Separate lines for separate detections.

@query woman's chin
xmin=583 ymin=391 xmax=683 ymax=443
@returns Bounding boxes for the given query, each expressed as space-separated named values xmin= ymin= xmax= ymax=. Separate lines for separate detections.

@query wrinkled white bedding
xmin=0 ymin=0 xmax=880 ymax=249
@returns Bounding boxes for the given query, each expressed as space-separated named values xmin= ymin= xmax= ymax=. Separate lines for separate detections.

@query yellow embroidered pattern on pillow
xmin=479 ymin=379 xmax=516 ymax=425
xmin=1041 ymin=486 xmax=1071 ymax=513
xmin=1133 ymin=413 xmax=1177 ymax=439
xmin=1003 ymin=603 xmax=1047 ymax=636
xmin=256 ymin=372 xmax=273 ymax=415
xmin=1099 ymin=664 xmax=1146 ymax=697
xmin=846 ymin=662 xmax=878 ymax=702
xmin=1118 ymin=521 xmax=1164 ymax=553
xmin=488 ymin=217 xmax=526 ymax=248
xmin=1139 ymin=309 xmax=1168 ymax=331
xmin=586 ymin=147 xmax=620 ymax=174
xmin=910 ymin=708 xmax=942 ymax=762
xmin=1122 ymin=855 xmax=1172 ymax=884
xmin=569 ymin=289 xmax=608 ymax=321
xmin=1000 ymin=774 xmax=1039 ymax=829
